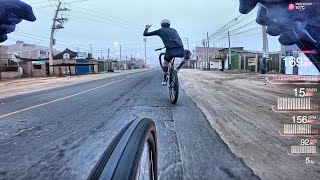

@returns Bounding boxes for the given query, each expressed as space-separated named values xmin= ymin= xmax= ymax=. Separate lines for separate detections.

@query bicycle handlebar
xmin=155 ymin=47 xmax=165 ymax=51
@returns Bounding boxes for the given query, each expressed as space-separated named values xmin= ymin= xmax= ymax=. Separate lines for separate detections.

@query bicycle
xmin=155 ymin=47 xmax=179 ymax=104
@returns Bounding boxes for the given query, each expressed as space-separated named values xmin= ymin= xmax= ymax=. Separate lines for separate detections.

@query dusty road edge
xmin=178 ymin=71 xmax=262 ymax=178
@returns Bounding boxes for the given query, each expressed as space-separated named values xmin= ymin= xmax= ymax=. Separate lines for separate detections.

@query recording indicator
xmin=272 ymin=98 xmax=318 ymax=113
xmin=280 ymin=124 xmax=318 ymax=137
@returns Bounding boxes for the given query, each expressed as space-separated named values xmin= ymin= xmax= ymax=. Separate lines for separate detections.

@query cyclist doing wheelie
xmin=143 ymin=19 xmax=191 ymax=86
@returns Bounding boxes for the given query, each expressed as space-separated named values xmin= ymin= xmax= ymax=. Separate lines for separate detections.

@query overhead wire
xmin=70 ymin=10 xmax=141 ymax=31
xmin=71 ymin=5 xmax=141 ymax=29
xmin=69 ymin=14 xmax=141 ymax=33
xmin=47 ymin=0 xmax=55 ymax=10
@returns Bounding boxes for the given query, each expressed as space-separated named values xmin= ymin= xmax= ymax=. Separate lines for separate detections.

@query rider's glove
xmin=0 ymin=0 xmax=36 ymax=42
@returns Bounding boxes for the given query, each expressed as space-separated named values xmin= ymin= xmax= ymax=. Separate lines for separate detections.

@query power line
xmin=47 ymin=0 xmax=55 ymax=10
xmin=69 ymin=14 xmax=141 ymax=33
xmin=31 ymin=0 xmax=51 ymax=5
xmin=71 ymin=5 xmax=141 ymax=29
xmin=209 ymin=12 xmax=256 ymax=40
xmin=51 ymin=0 xmax=58 ymax=7
xmin=211 ymin=23 xmax=258 ymax=41
xmin=70 ymin=10 xmax=141 ymax=31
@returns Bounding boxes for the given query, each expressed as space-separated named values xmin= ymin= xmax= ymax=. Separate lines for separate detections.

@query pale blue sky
xmin=4 ymin=0 xmax=281 ymax=64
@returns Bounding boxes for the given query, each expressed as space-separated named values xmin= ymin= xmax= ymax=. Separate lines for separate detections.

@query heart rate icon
xmin=288 ymin=3 xmax=295 ymax=11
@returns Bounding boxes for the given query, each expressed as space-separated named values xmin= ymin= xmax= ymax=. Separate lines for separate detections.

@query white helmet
xmin=161 ymin=19 xmax=171 ymax=27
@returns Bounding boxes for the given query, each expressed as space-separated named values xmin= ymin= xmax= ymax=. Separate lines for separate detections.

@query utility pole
xmin=120 ymin=45 xmax=122 ymax=61
xmin=279 ymin=45 xmax=284 ymax=73
xmin=228 ymin=30 xmax=231 ymax=69
xmin=262 ymin=26 xmax=269 ymax=74
xmin=100 ymin=50 xmax=103 ymax=59
xmin=48 ymin=1 xmax=69 ymax=76
xmin=203 ymin=39 xmax=205 ymax=70
xmin=144 ymin=38 xmax=147 ymax=68
xmin=77 ymin=47 xmax=79 ymax=58
xmin=126 ymin=54 xmax=127 ymax=61
xmin=184 ymin=38 xmax=190 ymax=50
xmin=107 ymin=48 xmax=110 ymax=60
xmin=184 ymin=38 xmax=190 ymax=68
xmin=207 ymin=32 xmax=210 ymax=70
xmin=90 ymin=44 xmax=92 ymax=54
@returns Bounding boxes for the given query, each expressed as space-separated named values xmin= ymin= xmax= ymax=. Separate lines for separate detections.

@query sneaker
xmin=162 ymin=81 xmax=167 ymax=86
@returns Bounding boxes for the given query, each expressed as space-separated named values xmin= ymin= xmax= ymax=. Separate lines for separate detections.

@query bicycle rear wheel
xmin=158 ymin=52 xmax=165 ymax=68
xmin=168 ymin=67 xmax=179 ymax=104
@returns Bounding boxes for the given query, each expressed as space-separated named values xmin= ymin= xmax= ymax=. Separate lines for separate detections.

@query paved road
xmin=0 ymin=69 xmax=259 ymax=180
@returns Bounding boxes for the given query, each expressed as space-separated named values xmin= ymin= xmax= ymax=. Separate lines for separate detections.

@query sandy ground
xmin=179 ymin=69 xmax=320 ymax=180
xmin=0 ymin=69 xmax=150 ymax=99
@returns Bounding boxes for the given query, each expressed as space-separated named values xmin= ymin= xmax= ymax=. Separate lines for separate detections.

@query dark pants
xmin=162 ymin=47 xmax=191 ymax=81
xmin=164 ymin=47 xmax=184 ymax=62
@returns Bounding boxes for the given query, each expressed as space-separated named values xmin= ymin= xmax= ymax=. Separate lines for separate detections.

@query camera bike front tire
xmin=88 ymin=118 xmax=158 ymax=180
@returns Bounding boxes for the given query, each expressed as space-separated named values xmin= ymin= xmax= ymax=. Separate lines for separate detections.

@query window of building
xmin=285 ymin=51 xmax=293 ymax=56
xmin=33 ymin=65 xmax=42 ymax=69
xmin=40 ymin=50 xmax=46 ymax=55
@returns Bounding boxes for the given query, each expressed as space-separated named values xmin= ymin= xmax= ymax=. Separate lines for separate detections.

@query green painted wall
xmin=98 ymin=62 xmax=105 ymax=72
xmin=231 ymin=52 xmax=240 ymax=69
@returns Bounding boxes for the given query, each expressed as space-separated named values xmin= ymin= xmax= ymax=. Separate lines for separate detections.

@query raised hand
xmin=0 ymin=0 xmax=36 ymax=42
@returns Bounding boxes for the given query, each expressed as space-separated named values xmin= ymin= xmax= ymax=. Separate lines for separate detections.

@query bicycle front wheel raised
xmin=169 ymin=69 xmax=179 ymax=104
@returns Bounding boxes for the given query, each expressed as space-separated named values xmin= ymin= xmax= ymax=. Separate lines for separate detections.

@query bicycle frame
xmin=156 ymin=48 xmax=179 ymax=104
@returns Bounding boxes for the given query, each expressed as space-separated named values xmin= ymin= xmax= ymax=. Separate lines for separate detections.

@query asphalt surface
xmin=0 ymin=69 xmax=259 ymax=180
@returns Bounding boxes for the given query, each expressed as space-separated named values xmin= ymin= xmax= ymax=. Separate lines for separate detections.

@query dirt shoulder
xmin=0 ymin=69 xmax=150 ymax=99
xmin=179 ymin=69 xmax=320 ymax=180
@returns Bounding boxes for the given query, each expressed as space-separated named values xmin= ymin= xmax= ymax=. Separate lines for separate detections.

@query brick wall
xmin=20 ymin=62 xmax=46 ymax=77
xmin=53 ymin=59 xmax=76 ymax=76
xmin=20 ymin=62 xmax=32 ymax=76
xmin=0 ymin=72 xmax=21 ymax=79
xmin=32 ymin=65 xmax=46 ymax=77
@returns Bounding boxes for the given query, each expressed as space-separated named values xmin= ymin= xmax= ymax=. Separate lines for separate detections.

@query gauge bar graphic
xmin=283 ymin=124 xmax=313 ymax=134
xmin=290 ymin=146 xmax=317 ymax=154
xmin=288 ymin=146 xmax=319 ymax=156
xmin=266 ymin=76 xmax=320 ymax=85
xmin=280 ymin=124 xmax=319 ymax=136
xmin=277 ymin=98 xmax=311 ymax=110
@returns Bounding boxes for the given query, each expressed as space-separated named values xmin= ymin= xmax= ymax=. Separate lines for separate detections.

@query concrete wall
xmin=32 ymin=65 xmax=46 ymax=77
xmin=20 ymin=62 xmax=46 ymax=77
xmin=0 ymin=71 xmax=21 ymax=79
xmin=20 ymin=62 xmax=32 ymax=77
xmin=210 ymin=61 xmax=219 ymax=69
xmin=53 ymin=59 xmax=76 ymax=76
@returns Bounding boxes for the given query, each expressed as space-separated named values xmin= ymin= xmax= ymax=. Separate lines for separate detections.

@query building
xmin=77 ymin=51 xmax=88 ymax=59
xmin=130 ymin=59 xmax=144 ymax=69
xmin=0 ymin=45 xmax=9 ymax=66
xmin=0 ymin=41 xmax=60 ymax=61
xmin=194 ymin=47 xmax=223 ymax=69
xmin=14 ymin=48 xmax=77 ymax=77
xmin=218 ymin=47 xmax=265 ymax=72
